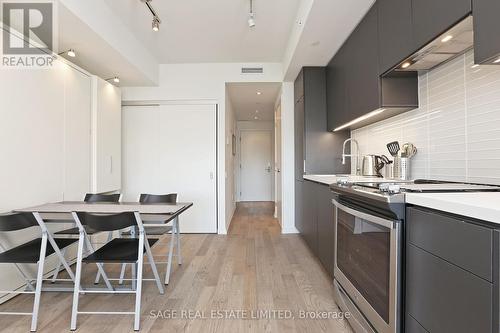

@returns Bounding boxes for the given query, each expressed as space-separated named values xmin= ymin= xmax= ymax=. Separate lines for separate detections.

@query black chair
xmin=118 ymin=193 xmax=181 ymax=285
xmin=52 ymin=193 xmax=121 ymax=283
xmin=0 ymin=212 xmax=78 ymax=332
xmin=70 ymin=211 xmax=164 ymax=331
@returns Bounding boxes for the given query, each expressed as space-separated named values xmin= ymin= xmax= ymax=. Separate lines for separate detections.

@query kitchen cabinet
xmin=347 ymin=3 xmax=380 ymax=122
xmin=378 ymin=0 xmax=414 ymax=74
xmin=294 ymin=67 xmax=349 ymax=178
xmin=296 ymin=179 xmax=336 ymax=277
xmin=317 ymin=184 xmax=336 ymax=276
xmin=411 ymin=0 xmax=471 ymax=49
xmin=302 ymin=180 xmax=318 ymax=256
xmin=326 ymin=3 xmax=418 ymax=132
xmin=406 ymin=206 xmax=496 ymax=333
xmin=294 ymin=97 xmax=305 ymax=180
xmin=473 ymin=0 xmax=500 ymax=64
xmin=295 ymin=180 xmax=304 ymax=235
xmin=92 ymin=76 xmax=122 ymax=193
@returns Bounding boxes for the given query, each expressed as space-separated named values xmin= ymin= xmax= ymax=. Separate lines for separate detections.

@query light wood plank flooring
xmin=1 ymin=202 xmax=352 ymax=333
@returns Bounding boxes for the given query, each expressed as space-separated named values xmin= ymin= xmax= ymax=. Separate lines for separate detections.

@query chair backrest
xmin=0 ymin=212 xmax=39 ymax=232
xmin=84 ymin=193 xmax=121 ymax=203
xmin=75 ymin=212 xmax=138 ymax=232
xmin=139 ymin=193 xmax=177 ymax=204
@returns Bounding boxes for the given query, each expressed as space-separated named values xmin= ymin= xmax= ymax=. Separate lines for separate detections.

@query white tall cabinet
xmin=91 ymin=77 xmax=122 ymax=193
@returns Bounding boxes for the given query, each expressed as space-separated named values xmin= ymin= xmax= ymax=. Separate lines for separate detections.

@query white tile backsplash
xmin=351 ymin=50 xmax=500 ymax=185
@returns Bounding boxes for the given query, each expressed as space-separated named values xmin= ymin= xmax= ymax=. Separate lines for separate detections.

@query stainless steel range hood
xmin=395 ymin=16 xmax=473 ymax=72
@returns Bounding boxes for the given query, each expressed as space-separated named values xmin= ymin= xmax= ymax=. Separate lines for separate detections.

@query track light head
xmin=67 ymin=49 xmax=76 ymax=57
xmin=152 ymin=17 xmax=160 ymax=31
xmin=248 ymin=13 xmax=255 ymax=28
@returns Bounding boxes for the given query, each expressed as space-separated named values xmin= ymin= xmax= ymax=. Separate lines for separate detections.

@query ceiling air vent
xmin=241 ymin=67 xmax=264 ymax=74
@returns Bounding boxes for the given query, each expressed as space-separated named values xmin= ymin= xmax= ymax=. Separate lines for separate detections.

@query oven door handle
xmin=332 ymin=198 xmax=396 ymax=229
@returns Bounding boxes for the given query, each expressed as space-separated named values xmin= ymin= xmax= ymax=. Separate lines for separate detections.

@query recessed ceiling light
xmin=256 ymin=91 xmax=261 ymax=95
xmin=401 ymin=61 xmax=411 ymax=69
xmin=113 ymin=76 xmax=120 ymax=83
xmin=493 ymin=57 xmax=500 ymax=64
xmin=254 ymin=116 xmax=259 ymax=120
xmin=441 ymin=35 xmax=453 ymax=43
xmin=58 ymin=49 xmax=76 ymax=58
xmin=255 ymin=110 xmax=259 ymax=113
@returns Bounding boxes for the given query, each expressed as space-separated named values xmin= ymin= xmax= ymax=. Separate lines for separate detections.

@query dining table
xmin=13 ymin=201 xmax=193 ymax=292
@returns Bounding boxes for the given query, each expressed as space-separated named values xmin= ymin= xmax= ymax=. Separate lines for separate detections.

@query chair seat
xmin=0 ymin=238 xmax=78 ymax=263
xmin=83 ymin=238 xmax=159 ymax=263
xmin=55 ymin=225 xmax=99 ymax=235
xmin=122 ymin=225 xmax=173 ymax=236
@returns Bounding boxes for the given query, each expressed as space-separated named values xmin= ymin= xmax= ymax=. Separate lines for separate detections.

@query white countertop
xmin=406 ymin=192 xmax=500 ymax=225
xmin=303 ymin=174 xmax=393 ymax=186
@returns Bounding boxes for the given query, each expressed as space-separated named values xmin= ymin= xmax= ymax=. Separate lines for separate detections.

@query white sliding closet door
xmin=122 ymin=104 xmax=217 ymax=233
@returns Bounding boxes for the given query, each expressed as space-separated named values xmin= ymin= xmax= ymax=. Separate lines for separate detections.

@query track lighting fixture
xmin=248 ymin=0 xmax=255 ymax=28
xmin=58 ymin=49 xmax=76 ymax=57
xmin=105 ymin=76 xmax=120 ymax=84
xmin=141 ymin=0 xmax=162 ymax=32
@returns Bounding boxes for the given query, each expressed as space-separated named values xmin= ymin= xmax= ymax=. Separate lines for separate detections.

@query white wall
xmin=352 ymin=50 xmax=500 ymax=185
xmin=280 ymin=82 xmax=298 ymax=233
xmin=121 ymin=62 xmax=283 ymax=234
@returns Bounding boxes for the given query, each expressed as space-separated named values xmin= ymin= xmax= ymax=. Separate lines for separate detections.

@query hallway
xmin=2 ymin=202 xmax=351 ymax=333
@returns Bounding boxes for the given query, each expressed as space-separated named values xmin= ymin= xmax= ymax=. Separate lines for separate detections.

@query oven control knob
xmin=379 ymin=183 xmax=390 ymax=192
xmin=388 ymin=184 xmax=401 ymax=194
xmin=337 ymin=177 xmax=349 ymax=185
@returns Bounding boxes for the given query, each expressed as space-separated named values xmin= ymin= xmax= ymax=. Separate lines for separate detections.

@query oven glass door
xmin=336 ymin=203 xmax=392 ymax=323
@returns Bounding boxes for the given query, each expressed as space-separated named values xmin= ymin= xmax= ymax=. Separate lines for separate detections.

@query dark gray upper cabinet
xmin=347 ymin=3 xmax=380 ymax=122
xmin=411 ymin=0 xmax=471 ymax=49
xmin=473 ymin=0 xmax=500 ymax=64
xmin=378 ymin=0 xmax=414 ymax=74
xmin=295 ymin=67 xmax=349 ymax=176
xmin=326 ymin=3 xmax=418 ymax=132
xmin=294 ymin=96 xmax=304 ymax=181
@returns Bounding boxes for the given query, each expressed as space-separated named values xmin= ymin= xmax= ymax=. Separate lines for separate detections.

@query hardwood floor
xmin=1 ymin=202 xmax=352 ymax=333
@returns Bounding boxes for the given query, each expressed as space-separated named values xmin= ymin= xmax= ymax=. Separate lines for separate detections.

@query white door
xmin=122 ymin=104 xmax=217 ymax=233
xmin=240 ymin=130 xmax=273 ymax=201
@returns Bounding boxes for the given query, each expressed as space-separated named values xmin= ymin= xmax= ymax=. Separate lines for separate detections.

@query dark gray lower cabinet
xmin=296 ymin=180 xmax=336 ymax=276
xmin=295 ymin=180 xmax=304 ymax=235
xmin=406 ymin=206 xmax=496 ymax=333
xmin=317 ymin=184 xmax=335 ymax=276
xmin=302 ymin=180 xmax=318 ymax=256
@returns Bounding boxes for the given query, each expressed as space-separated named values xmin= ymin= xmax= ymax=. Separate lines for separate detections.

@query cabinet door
xmin=406 ymin=244 xmax=493 ymax=333
xmin=294 ymin=97 xmax=305 ymax=180
xmin=326 ymin=46 xmax=348 ymax=131
xmin=347 ymin=3 xmax=380 ymax=122
xmin=302 ymin=181 xmax=318 ymax=256
xmin=412 ymin=0 xmax=471 ymax=49
xmin=317 ymin=184 xmax=335 ymax=276
xmin=473 ymin=0 xmax=500 ymax=64
xmin=295 ymin=180 xmax=304 ymax=234
xmin=378 ymin=0 xmax=414 ymax=74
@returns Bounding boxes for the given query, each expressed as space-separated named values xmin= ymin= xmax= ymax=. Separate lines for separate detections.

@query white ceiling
xmin=103 ymin=0 xmax=301 ymax=63
xmin=227 ymin=82 xmax=282 ymax=121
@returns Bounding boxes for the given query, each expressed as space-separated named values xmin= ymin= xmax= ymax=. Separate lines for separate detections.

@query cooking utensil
xmin=394 ymin=157 xmax=410 ymax=180
xmin=362 ymin=155 xmax=385 ymax=177
xmin=386 ymin=141 xmax=400 ymax=157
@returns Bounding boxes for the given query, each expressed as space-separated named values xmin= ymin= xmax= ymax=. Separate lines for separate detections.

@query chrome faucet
xmin=342 ymin=138 xmax=360 ymax=175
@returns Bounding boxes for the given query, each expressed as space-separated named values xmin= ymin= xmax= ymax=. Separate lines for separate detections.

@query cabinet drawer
xmin=407 ymin=206 xmax=493 ymax=282
xmin=406 ymin=244 xmax=493 ymax=333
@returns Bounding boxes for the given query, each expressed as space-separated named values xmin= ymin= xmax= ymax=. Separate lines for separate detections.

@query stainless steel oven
xmin=332 ymin=197 xmax=402 ymax=333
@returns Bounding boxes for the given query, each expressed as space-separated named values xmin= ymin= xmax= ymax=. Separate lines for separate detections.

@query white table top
xmin=15 ymin=201 xmax=192 ymax=215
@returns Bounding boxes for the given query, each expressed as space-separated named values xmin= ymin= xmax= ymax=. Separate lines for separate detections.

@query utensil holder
xmin=384 ymin=163 xmax=394 ymax=179
xmin=394 ymin=157 xmax=410 ymax=180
